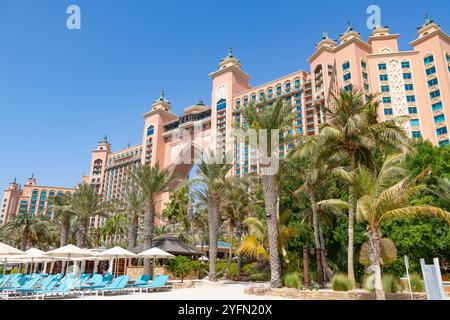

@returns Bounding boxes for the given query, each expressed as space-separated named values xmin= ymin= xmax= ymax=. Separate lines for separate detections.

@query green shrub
xmin=382 ymin=274 xmax=402 ymax=293
xmin=408 ymin=273 xmax=425 ymax=292
xmin=282 ymin=272 xmax=303 ymax=289
xmin=331 ymin=274 xmax=353 ymax=291
xmin=167 ymin=256 xmax=196 ymax=282
xmin=248 ymin=272 xmax=270 ymax=282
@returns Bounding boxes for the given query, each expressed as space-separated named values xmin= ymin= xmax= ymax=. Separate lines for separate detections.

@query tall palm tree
xmin=286 ymin=152 xmax=339 ymax=281
xmin=102 ymin=213 xmax=128 ymax=246
xmin=50 ymin=194 xmax=74 ymax=247
xmin=429 ymin=177 xmax=450 ymax=210
xmin=132 ymin=163 xmax=177 ymax=275
xmin=195 ymin=157 xmax=231 ymax=281
xmin=116 ymin=185 xmax=146 ymax=249
xmin=162 ymin=184 xmax=191 ymax=236
xmin=66 ymin=182 xmax=110 ymax=248
xmin=222 ymin=178 xmax=252 ymax=278
xmin=2 ymin=210 xmax=52 ymax=250
xmin=306 ymin=87 xmax=410 ymax=283
xmin=240 ymin=98 xmax=292 ymax=288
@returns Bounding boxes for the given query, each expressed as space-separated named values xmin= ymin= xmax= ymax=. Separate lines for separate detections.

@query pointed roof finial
xmin=424 ymin=13 xmax=433 ymax=25
xmin=227 ymin=48 xmax=233 ymax=58
xmin=322 ymin=31 xmax=329 ymax=40
xmin=30 ymin=173 xmax=35 ymax=180
xmin=127 ymin=142 xmax=131 ymax=148
xmin=160 ymin=89 xmax=165 ymax=100
xmin=346 ymin=21 xmax=353 ymax=33
xmin=12 ymin=177 xmax=17 ymax=184
xmin=197 ymin=99 xmax=205 ymax=106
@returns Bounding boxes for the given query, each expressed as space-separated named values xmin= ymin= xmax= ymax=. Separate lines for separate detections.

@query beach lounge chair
xmin=0 ymin=275 xmax=43 ymax=299
xmin=135 ymin=275 xmax=172 ymax=293
xmin=94 ymin=275 xmax=131 ymax=296
xmin=32 ymin=276 xmax=77 ymax=300
xmin=127 ymin=275 xmax=151 ymax=288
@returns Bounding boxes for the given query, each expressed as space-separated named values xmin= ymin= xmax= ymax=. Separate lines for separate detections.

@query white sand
xmin=72 ymin=280 xmax=290 ymax=300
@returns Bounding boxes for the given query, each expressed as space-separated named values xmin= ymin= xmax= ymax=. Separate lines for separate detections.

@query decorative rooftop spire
xmin=345 ymin=21 xmax=354 ymax=33
xmin=154 ymin=89 xmax=170 ymax=104
xmin=425 ymin=13 xmax=432 ymax=25
xmin=29 ymin=173 xmax=35 ymax=180
xmin=197 ymin=99 xmax=205 ymax=106
xmin=322 ymin=31 xmax=329 ymax=40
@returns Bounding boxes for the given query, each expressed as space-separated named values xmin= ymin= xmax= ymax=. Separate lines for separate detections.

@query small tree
xmin=168 ymin=256 xmax=195 ymax=283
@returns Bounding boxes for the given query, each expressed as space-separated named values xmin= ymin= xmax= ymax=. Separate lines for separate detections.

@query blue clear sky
xmin=0 ymin=0 xmax=449 ymax=188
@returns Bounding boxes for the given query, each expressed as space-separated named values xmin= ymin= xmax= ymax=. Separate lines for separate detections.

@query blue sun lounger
xmin=94 ymin=275 xmax=131 ymax=296
xmin=127 ymin=275 xmax=151 ymax=288
xmin=134 ymin=275 xmax=171 ymax=293
xmin=32 ymin=275 xmax=77 ymax=300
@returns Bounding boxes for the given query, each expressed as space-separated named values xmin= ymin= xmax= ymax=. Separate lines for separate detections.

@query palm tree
xmin=116 ymin=185 xmax=146 ymax=249
xmin=195 ymin=157 xmax=231 ymax=281
xmin=429 ymin=177 xmax=450 ymax=210
xmin=222 ymin=178 xmax=252 ymax=278
xmin=50 ymin=194 xmax=74 ymax=247
xmin=132 ymin=163 xmax=177 ymax=275
xmin=286 ymin=152 xmax=339 ymax=281
xmin=66 ymin=182 xmax=110 ymax=248
xmin=329 ymin=153 xmax=449 ymax=299
xmin=306 ymin=87 xmax=410 ymax=283
xmin=2 ymin=210 xmax=52 ymax=250
xmin=162 ymin=184 xmax=191 ymax=237
xmin=102 ymin=213 xmax=128 ymax=246
xmin=240 ymin=98 xmax=292 ymax=288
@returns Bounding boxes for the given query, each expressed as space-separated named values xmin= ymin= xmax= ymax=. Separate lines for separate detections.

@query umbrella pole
xmin=3 ymin=258 xmax=6 ymax=275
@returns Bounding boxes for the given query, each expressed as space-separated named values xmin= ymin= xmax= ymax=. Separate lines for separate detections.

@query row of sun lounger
xmin=0 ymin=273 xmax=171 ymax=300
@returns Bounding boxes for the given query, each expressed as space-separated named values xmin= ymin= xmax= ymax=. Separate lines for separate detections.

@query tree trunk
xmin=208 ymin=198 xmax=220 ymax=282
xmin=20 ymin=229 xmax=29 ymax=251
xmin=309 ymin=191 xmax=324 ymax=286
xmin=225 ymin=229 xmax=233 ymax=279
xmin=261 ymin=174 xmax=282 ymax=288
xmin=237 ymin=226 xmax=243 ymax=279
xmin=143 ymin=199 xmax=155 ymax=275
xmin=128 ymin=217 xmax=138 ymax=250
xmin=318 ymin=219 xmax=334 ymax=282
xmin=60 ymin=218 xmax=70 ymax=247
xmin=76 ymin=219 xmax=88 ymax=248
xmin=347 ymin=150 xmax=357 ymax=285
xmin=368 ymin=229 xmax=385 ymax=300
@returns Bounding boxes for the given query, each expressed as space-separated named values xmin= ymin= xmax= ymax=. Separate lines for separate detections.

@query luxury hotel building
xmin=3 ymin=17 xmax=449 ymax=227
xmin=1 ymin=176 xmax=74 ymax=225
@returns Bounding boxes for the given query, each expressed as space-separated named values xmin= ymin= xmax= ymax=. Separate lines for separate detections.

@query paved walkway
xmin=74 ymin=280 xmax=290 ymax=300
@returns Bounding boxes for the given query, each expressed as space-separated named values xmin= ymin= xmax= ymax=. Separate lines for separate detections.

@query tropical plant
xmin=102 ymin=213 xmax=128 ymax=246
xmin=2 ymin=210 xmax=53 ymax=250
xmin=66 ymin=182 xmax=110 ymax=248
xmin=408 ymin=273 xmax=424 ymax=292
xmin=331 ymin=273 xmax=353 ymax=291
xmin=282 ymin=272 xmax=303 ymax=289
xmin=132 ymin=163 xmax=177 ymax=275
xmin=50 ymin=194 xmax=74 ymax=247
xmin=305 ymin=87 xmax=410 ymax=283
xmin=382 ymin=274 xmax=402 ymax=293
xmin=353 ymin=154 xmax=450 ymax=300
xmin=195 ymin=157 xmax=231 ymax=281
xmin=162 ymin=184 xmax=193 ymax=242
xmin=167 ymin=256 xmax=196 ymax=282
xmin=115 ymin=185 xmax=146 ymax=249
xmin=240 ymin=98 xmax=293 ymax=288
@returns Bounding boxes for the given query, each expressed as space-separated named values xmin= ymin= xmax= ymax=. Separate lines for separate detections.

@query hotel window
xmin=408 ymin=107 xmax=418 ymax=114
xmin=285 ymin=82 xmax=291 ymax=89
xmin=434 ymin=114 xmax=446 ymax=124
xmin=343 ymin=73 xmax=351 ymax=81
xmin=379 ymin=74 xmax=388 ymax=81
xmin=259 ymin=92 xmax=265 ymax=101
xmin=381 ymin=85 xmax=390 ymax=92
xmin=447 ymin=53 xmax=450 ymax=62
xmin=342 ymin=62 xmax=350 ymax=71
xmin=426 ymin=66 xmax=436 ymax=76
xmin=382 ymin=97 xmax=392 ymax=104
xmin=430 ymin=90 xmax=441 ymax=99
xmin=410 ymin=119 xmax=420 ymax=127
xmin=405 ymin=84 xmax=414 ymax=91
xmin=243 ymin=97 xmax=248 ymax=105
xmin=432 ymin=102 xmax=443 ymax=111
xmin=378 ymin=63 xmax=387 ymax=70
xmin=424 ymin=54 xmax=434 ymax=65
xmin=276 ymin=86 xmax=282 ymax=96
xmin=439 ymin=140 xmax=449 ymax=146
xmin=344 ymin=84 xmax=352 ymax=92
xmin=406 ymin=95 xmax=416 ymax=102
xmin=436 ymin=127 xmax=448 ymax=135
xmin=294 ymin=79 xmax=300 ymax=89
xmin=401 ymin=61 xmax=410 ymax=69
xmin=362 ymin=72 xmax=368 ymax=80
xmin=403 ymin=73 xmax=412 ymax=79
xmin=217 ymin=99 xmax=227 ymax=111
xmin=412 ymin=131 xmax=422 ymax=138
xmin=427 ymin=78 xmax=438 ymax=87
xmin=364 ymin=84 xmax=369 ymax=91
xmin=251 ymin=94 xmax=256 ymax=101
xmin=146 ymin=125 xmax=154 ymax=136
xmin=384 ymin=108 xmax=393 ymax=115
xmin=361 ymin=60 xmax=367 ymax=68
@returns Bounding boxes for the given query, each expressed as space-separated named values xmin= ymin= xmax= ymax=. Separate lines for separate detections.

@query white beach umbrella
xmin=44 ymin=244 xmax=93 ymax=275
xmin=198 ymin=256 xmax=209 ymax=262
xmin=98 ymin=247 xmax=136 ymax=276
xmin=137 ymin=247 xmax=175 ymax=259
xmin=0 ymin=242 xmax=24 ymax=275
xmin=13 ymin=248 xmax=47 ymax=274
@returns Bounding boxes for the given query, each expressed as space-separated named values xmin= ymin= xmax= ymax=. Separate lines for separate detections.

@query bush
xmin=382 ymin=274 xmax=402 ymax=293
xmin=248 ymin=272 xmax=271 ymax=282
xmin=408 ymin=273 xmax=425 ymax=292
xmin=282 ymin=272 xmax=303 ymax=289
xmin=331 ymin=274 xmax=353 ymax=291
xmin=167 ymin=256 xmax=196 ymax=282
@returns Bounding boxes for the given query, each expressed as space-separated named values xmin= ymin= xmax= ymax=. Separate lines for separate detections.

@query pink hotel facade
xmin=2 ymin=18 xmax=450 ymax=227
